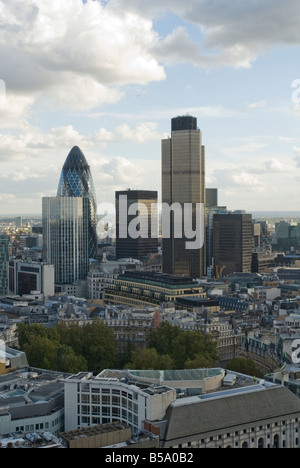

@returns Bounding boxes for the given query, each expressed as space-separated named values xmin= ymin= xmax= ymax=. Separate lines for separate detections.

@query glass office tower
xmin=43 ymin=197 xmax=89 ymax=284
xmin=57 ymin=146 xmax=97 ymax=261
xmin=0 ymin=234 xmax=9 ymax=296
xmin=43 ymin=146 xmax=97 ymax=285
xmin=162 ymin=116 xmax=206 ymax=278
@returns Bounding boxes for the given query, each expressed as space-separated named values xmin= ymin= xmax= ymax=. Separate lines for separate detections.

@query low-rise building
xmin=64 ymin=370 xmax=177 ymax=434
xmin=64 ymin=368 xmax=300 ymax=449
xmin=105 ymin=272 xmax=206 ymax=308
xmin=154 ymin=383 xmax=300 ymax=448
xmin=0 ymin=368 xmax=65 ymax=436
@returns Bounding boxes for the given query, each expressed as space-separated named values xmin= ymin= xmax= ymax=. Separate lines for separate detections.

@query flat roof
xmin=128 ymin=368 xmax=224 ymax=383
xmin=119 ymin=272 xmax=198 ymax=287
xmin=60 ymin=422 xmax=129 ymax=442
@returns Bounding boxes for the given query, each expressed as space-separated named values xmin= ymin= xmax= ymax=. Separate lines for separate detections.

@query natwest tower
xmin=161 ymin=116 xmax=206 ymax=279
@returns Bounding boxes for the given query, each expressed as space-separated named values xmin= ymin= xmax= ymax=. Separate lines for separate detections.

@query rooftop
xmin=161 ymin=384 xmax=300 ymax=444
xmin=128 ymin=368 xmax=224 ymax=383
xmin=118 ymin=271 xmax=199 ymax=288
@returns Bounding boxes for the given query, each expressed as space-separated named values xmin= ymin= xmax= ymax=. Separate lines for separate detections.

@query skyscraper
xmin=0 ymin=234 xmax=9 ymax=296
xmin=57 ymin=146 xmax=98 ymax=260
xmin=161 ymin=116 xmax=206 ymax=278
xmin=213 ymin=213 xmax=253 ymax=277
xmin=115 ymin=190 xmax=158 ymax=260
xmin=43 ymin=146 xmax=97 ymax=286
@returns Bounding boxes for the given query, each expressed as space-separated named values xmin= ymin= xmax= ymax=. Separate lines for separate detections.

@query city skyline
xmin=1 ymin=1 xmax=300 ymax=214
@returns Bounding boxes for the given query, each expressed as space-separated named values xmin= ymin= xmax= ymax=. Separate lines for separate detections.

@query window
xmin=112 ymin=396 xmax=120 ymax=406
xmin=102 ymin=407 xmax=111 ymax=417
xmin=92 ymin=394 xmax=100 ymax=405
xmin=81 ymin=394 xmax=90 ymax=404
xmin=81 ymin=405 xmax=89 ymax=415
xmin=102 ymin=395 xmax=110 ymax=405
xmin=92 ymin=406 xmax=100 ymax=416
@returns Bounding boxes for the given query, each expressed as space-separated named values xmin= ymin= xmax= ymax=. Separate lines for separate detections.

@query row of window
xmin=15 ymin=417 xmax=61 ymax=433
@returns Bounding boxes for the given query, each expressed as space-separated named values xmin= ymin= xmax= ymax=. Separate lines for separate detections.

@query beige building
xmin=105 ymin=271 xmax=206 ymax=308
xmin=60 ymin=422 xmax=131 ymax=449
xmin=162 ymin=116 xmax=206 ymax=279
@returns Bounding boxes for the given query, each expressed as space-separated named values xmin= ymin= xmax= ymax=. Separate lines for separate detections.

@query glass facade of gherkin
xmin=57 ymin=146 xmax=98 ymax=261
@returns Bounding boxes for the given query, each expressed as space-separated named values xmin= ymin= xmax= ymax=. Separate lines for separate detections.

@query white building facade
xmin=64 ymin=372 xmax=176 ymax=434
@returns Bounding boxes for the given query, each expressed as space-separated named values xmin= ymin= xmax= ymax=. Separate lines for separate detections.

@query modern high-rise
xmin=43 ymin=146 xmax=97 ymax=286
xmin=205 ymin=188 xmax=227 ymax=278
xmin=57 ymin=146 xmax=98 ymax=261
xmin=162 ymin=116 xmax=206 ymax=278
xmin=213 ymin=213 xmax=253 ymax=277
xmin=115 ymin=190 xmax=158 ymax=260
xmin=0 ymin=234 xmax=9 ymax=296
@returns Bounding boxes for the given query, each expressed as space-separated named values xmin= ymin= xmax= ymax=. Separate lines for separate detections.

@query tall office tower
xmin=0 ymin=234 xmax=9 ymax=296
xmin=213 ymin=213 xmax=253 ymax=278
xmin=205 ymin=188 xmax=227 ymax=278
xmin=43 ymin=197 xmax=90 ymax=285
xmin=115 ymin=190 xmax=158 ymax=260
xmin=43 ymin=146 xmax=97 ymax=285
xmin=162 ymin=116 xmax=206 ymax=278
xmin=57 ymin=146 xmax=98 ymax=261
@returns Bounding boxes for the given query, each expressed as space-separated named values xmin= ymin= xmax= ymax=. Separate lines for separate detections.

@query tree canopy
xmin=17 ymin=320 xmax=219 ymax=374
xmin=17 ymin=320 xmax=117 ymax=374
xmin=127 ymin=322 xmax=219 ymax=370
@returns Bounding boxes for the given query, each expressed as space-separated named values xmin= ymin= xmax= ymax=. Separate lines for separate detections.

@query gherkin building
xmin=57 ymin=146 xmax=98 ymax=260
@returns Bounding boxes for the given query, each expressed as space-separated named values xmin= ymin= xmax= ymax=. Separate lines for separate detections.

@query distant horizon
xmin=2 ymin=210 xmax=300 ymax=218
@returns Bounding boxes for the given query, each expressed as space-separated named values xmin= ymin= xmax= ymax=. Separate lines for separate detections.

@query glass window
xmin=81 ymin=405 xmax=90 ymax=415
xmin=102 ymin=395 xmax=110 ymax=405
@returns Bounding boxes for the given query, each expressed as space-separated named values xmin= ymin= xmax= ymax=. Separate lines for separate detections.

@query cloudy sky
xmin=1 ymin=0 xmax=300 ymax=215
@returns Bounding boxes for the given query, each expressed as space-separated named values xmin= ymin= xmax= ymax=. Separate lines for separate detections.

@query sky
xmin=1 ymin=0 xmax=300 ymax=215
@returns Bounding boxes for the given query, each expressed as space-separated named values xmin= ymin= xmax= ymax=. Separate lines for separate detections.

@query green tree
xmin=23 ymin=335 xmax=58 ymax=370
xmin=55 ymin=345 xmax=88 ymax=373
xmin=148 ymin=322 xmax=219 ymax=369
xmin=79 ymin=320 xmax=117 ymax=373
xmin=226 ymin=357 xmax=264 ymax=378
xmin=126 ymin=348 xmax=174 ymax=370
xmin=17 ymin=319 xmax=118 ymax=374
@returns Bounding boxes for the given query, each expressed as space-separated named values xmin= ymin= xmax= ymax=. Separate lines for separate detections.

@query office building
xmin=43 ymin=197 xmax=89 ymax=285
xmin=0 ymin=234 xmax=9 ymax=296
xmin=162 ymin=115 xmax=205 ymax=278
xmin=205 ymin=188 xmax=227 ymax=277
xmin=57 ymin=146 xmax=98 ymax=261
xmin=64 ymin=371 xmax=176 ymax=434
xmin=9 ymin=260 xmax=54 ymax=297
xmin=64 ymin=368 xmax=300 ymax=449
xmin=0 ymin=368 xmax=64 ymax=436
xmin=43 ymin=146 xmax=97 ymax=286
xmin=213 ymin=213 xmax=253 ymax=277
xmin=105 ymin=271 xmax=206 ymax=307
xmin=272 ymin=221 xmax=300 ymax=251
xmin=115 ymin=189 xmax=158 ymax=260
xmin=156 ymin=383 xmax=300 ymax=448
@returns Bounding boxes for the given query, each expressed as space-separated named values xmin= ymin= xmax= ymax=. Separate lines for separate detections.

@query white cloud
xmin=114 ymin=0 xmax=300 ymax=69
xmin=0 ymin=121 xmax=167 ymax=164
xmin=0 ymin=0 xmax=166 ymax=114
xmin=115 ymin=122 xmax=167 ymax=144
xmin=247 ymin=101 xmax=267 ymax=109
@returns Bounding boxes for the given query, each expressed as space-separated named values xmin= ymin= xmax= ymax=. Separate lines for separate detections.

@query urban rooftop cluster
xmin=1 ymin=116 xmax=300 ymax=448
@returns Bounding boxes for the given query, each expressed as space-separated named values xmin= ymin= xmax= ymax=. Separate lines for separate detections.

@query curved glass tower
xmin=57 ymin=146 xmax=98 ymax=261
